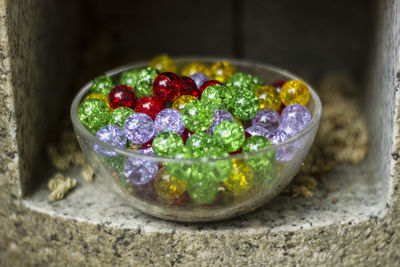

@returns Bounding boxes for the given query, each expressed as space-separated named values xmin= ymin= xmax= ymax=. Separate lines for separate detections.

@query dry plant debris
xmin=48 ymin=172 xmax=77 ymax=201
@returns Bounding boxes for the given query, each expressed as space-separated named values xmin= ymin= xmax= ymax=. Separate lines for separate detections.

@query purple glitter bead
xmin=280 ymin=104 xmax=311 ymax=130
xmin=270 ymin=129 xmax=295 ymax=162
xmin=205 ymin=109 xmax=234 ymax=135
xmin=124 ymin=148 xmax=158 ymax=185
xmin=245 ymin=126 xmax=268 ymax=137
xmin=252 ymin=108 xmax=280 ymax=129
xmin=154 ymin=108 xmax=185 ymax=135
xmin=278 ymin=120 xmax=302 ymax=138
xmin=270 ymin=129 xmax=290 ymax=145
xmin=94 ymin=125 xmax=127 ymax=156
xmin=190 ymin=73 xmax=210 ymax=88
xmin=124 ymin=113 xmax=155 ymax=144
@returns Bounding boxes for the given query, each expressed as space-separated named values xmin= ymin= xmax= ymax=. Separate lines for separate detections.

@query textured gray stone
xmin=1 ymin=0 xmax=400 ymax=266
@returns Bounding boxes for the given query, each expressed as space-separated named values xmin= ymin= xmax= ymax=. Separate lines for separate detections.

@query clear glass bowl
xmin=70 ymin=57 xmax=322 ymax=222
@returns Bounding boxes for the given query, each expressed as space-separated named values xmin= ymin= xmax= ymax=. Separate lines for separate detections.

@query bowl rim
xmin=70 ymin=57 xmax=322 ymax=164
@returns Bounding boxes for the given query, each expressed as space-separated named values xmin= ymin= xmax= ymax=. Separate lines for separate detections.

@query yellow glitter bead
xmin=181 ymin=62 xmax=212 ymax=77
xmin=84 ymin=93 xmax=111 ymax=111
xmin=149 ymin=54 xmax=177 ymax=73
xmin=210 ymin=61 xmax=236 ymax=82
xmin=280 ymin=80 xmax=310 ymax=106
xmin=223 ymin=160 xmax=254 ymax=194
xmin=154 ymin=169 xmax=187 ymax=200
xmin=233 ymin=117 xmax=244 ymax=129
xmin=254 ymin=85 xmax=281 ymax=111
xmin=172 ymin=95 xmax=198 ymax=112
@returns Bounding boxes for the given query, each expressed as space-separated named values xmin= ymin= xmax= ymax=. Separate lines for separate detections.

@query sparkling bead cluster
xmin=77 ymin=54 xmax=312 ymax=205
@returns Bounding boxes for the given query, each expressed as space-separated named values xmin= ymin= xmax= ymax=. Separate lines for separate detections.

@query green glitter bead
xmin=242 ymin=136 xmax=276 ymax=187
xmin=153 ymin=132 xmax=184 ymax=157
xmin=213 ymin=121 xmax=245 ymax=152
xmin=201 ymin=84 xmax=232 ymax=110
xmin=186 ymin=132 xmax=215 ymax=157
xmin=78 ymin=99 xmax=110 ymax=134
xmin=167 ymin=146 xmax=193 ymax=181
xmin=187 ymin=178 xmax=219 ymax=204
xmin=110 ymin=107 xmax=135 ymax=129
xmin=193 ymin=147 xmax=232 ymax=183
xmin=227 ymin=72 xmax=263 ymax=92
xmin=230 ymin=89 xmax=259 ymax=120
xmin=91 ymin=75 xmax=114 ymax=96
xmin=119 ymin=69 xmax=140 ymax=88
xmin=136 ymin=67 xmax=159 ymax=98
xmin=181 ymin=100 xmax=213 ymax=132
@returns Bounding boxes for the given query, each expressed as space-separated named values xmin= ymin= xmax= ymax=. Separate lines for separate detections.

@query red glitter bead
xmin=180 ymin=76 xmax=200 ymax=98
xmin=229 ymin=148 xmax=242 ymax=155
xmin=153 ymin=72 xmax=182 ymax=102
xmin=271 ymin=79 xmax=286 ymax=93
xmin=278 ymin=102 xmax=286 ymax=114
xmin=136 ymin=95 xmax=165 ymax=120
xmin=180 ymin=128 xmax=194 ymax=144
xmin=108 ymin=85 xmax=137 ymax=110
xmin=199 ymin=80 xmax=223 ymax=95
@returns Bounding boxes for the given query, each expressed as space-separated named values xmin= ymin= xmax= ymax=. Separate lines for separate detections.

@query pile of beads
xmin=78 ymin=54 xmax=312 ymax=205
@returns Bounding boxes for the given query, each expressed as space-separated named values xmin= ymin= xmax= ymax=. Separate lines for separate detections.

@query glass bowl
xmin=70 ymin=57 xmax=322 ymax=222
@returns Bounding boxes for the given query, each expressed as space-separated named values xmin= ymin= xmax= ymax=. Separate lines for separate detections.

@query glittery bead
xmin=199 ymin=80 xmax=223 ymax=94
xmin=149 ymin=54 xmax=177 ymax=73
xmin=245 ymin=126 xmax=268 ymax=137
xmin=136 ymin=67 xmax=159 ymax=98
xmin=153 ymin=72 xmax=182 ymax=102
xmin=181 ymin=101 xmax=213 ymax=132
xmin=229 ymin=89 xmax=259 ymax=120
xmin=172 ymin=95 xmax=197 ymax=112
xmin=154 ymin=108 xmax=185 ymax=135
xmin=254 ymin=85 xmax=281 ymax=111
xmin=280 ymin=80 xmax=310 ymax=106
xmin=109 ymin=107 xmax=135 ymax=129
xmin=135 ymin=95 xmax=165 ymax=120
xmin=152 ymin=132 xmax=184 ymax=157
xmin=242 ymin=136 xmax=275 ymax=169
xmin=205 ymin=109 xmax=234 ymax=135
xmin=213 ymin=121 xmax=245 ymax=152
xmin=167 ymin=146 xmax=193 ymax=181
xmin=186 ymin=132 xmax=214 ymax=157
xmin=78 ymin=99 xmax=110 ymax=134
xmin=91 ymin=75 xmax=114 ymax=96
xmin=223 ymin=160 xmax=254 ymax=194
xmin=181 ymin=61 xmax=212 ymax=77
xmin=180 ymin=76 xmax=200 ymax=98
xmin=280 ymin=104 xmax=311 ymax=132
xmin=180 ymin=128 xmax=193 ymax=144
xmin=190 ymin=73 xmax=210 ymax=89
xmin=124 ymin=113 xmax=155 ymax=144
xmin=94 ymin=125 xmax=127 ymax=156
xmin=252 ymin=108 xmax=280 ymax=129
xmin=84 ymin=93 xmax=112 ymax=111
xmin=271 ymin=80 xmax=286 ymax=93
xmin=210 ymin=61 xmax=236 ymax=82
xmin=193 ymin=147 xmax=232 ymax=182
xmin=119 ymin=69 xmax=139 ymax=88
xmin=201 ymin=84 xmax=232 ymax=110
xmin=187 ymin=179 xmax=219 ymax=204
xmin=270 ymin=129 xmax=293 ymax=162
xmin=227 ymin=72 xmax=263 ymax=92
xmin=154 ymin=169 xmax=187 ymax=200
xmin=108 ymin=85 xmax=137 ymax=110
xmin=124 ymin=148 xmax=158 ymax=185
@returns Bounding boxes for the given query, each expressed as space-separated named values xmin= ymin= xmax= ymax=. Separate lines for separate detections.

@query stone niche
xmin=1 ymin=0 xmax=400 ymax=265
